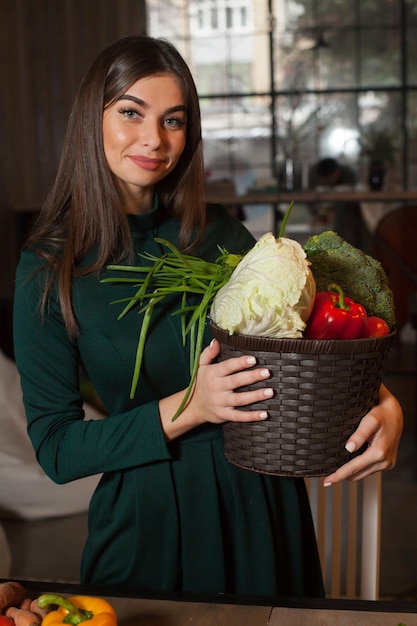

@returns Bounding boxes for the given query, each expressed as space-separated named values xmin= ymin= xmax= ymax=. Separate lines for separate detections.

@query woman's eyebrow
xmin=118 ymin=94 xmax=146 ymax=107
xmin=118 ymin=94 xmax=187 ymax=114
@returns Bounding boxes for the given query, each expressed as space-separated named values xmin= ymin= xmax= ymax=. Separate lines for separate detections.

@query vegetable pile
xmin=0 ymin=582 xmax=117 ymax=626
xmin=104 ymin=203 xmax=395 ymax=419
xmin=304 ymin=229 xmax=396 ymax=330
xmin=304 ymin=282 xmax=390 ymax=340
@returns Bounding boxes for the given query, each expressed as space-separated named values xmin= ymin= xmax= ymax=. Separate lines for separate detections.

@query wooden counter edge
xmin=3 ymin=579 xmax=417 ymax=614
xmin=10 ymin=190 xmax=417 ymax=212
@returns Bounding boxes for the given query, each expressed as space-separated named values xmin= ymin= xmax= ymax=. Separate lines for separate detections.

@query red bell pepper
xmin=363 ymin=315 xmax=390 ymax=338
xmin=305 ymin=283 xmax=367 ymax=340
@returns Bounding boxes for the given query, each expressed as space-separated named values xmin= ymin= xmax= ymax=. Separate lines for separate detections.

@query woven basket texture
xmin=210 ymin=323 xmax=396 ymax=477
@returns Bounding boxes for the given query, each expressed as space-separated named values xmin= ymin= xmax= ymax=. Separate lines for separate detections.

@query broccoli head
xmin=304 ymin=231 xmax=396 ymax=330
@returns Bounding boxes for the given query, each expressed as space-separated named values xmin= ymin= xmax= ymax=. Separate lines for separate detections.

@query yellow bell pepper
xmin=37 ymin=594 xmax=117 ymax=625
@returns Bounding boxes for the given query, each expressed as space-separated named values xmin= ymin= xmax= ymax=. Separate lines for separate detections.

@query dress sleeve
xmin=13 ymin=250 xmax=172 ymax=484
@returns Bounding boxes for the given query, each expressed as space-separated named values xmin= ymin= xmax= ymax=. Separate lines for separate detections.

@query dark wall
xmin=0 ymin=0 xmax=147 ymax=301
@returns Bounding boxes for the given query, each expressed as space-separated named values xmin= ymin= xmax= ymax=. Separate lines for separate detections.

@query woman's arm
xmin=13 ymin=246 xmax=272 ymax=483
xmin=13 ymin=251 xmax=172 ymax=483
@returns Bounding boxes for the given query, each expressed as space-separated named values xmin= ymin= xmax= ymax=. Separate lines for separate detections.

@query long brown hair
xmin=27 ymin=36 xmax=206 ymax=336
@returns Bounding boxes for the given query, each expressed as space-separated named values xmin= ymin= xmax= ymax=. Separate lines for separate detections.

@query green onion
xmin=102 ymin=204 xmax=295 ymax=421
xmin=102 ymin=237 xmax=243 ymax=421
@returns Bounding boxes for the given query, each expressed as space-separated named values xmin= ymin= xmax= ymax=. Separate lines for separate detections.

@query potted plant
xmin=359 ymin=126 xmax=398 ymax=190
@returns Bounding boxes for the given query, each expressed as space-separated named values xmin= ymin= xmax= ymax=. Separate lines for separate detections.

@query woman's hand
xmin=323 ymin=383 xmax=403 ymax=486
xmin=191 ymin=337 xmax=274 ymax=424
xmin=159 ymin=338 xmax=273 ymax=440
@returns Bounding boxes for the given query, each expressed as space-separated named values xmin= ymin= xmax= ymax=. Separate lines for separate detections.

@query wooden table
xmin=9 ymin=580 xmax=417 ymax=626
xmin=108 ymin=597 xmax=417 ymax=625
xmin=269 ymin=606 xmax=417 ymax=625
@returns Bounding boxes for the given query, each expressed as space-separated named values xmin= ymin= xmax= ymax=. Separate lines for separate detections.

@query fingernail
xmin=260 ymin=368 xmax=270 ymax=378
xmin=247 ymin=356 xmax=256 ymax=365
xmin=259 ymin=411 xmax=268 ymax=419
xmin=345 ymin=441 xmax=356 ymax=453
xmin=264 ymin=388 xmax=274 ymax=397
xmin=209 ymin=338 xmax=216 ymax=348
xmin=323 ymin=481 xmax=332 ymax=487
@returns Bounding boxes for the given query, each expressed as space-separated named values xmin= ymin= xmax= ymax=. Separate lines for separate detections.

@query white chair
xmin=305 ymin=472 xmax=382 ymax=600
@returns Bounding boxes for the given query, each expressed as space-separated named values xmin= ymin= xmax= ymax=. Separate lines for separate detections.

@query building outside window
xmin=147 ymin=0 xmax=417 ymax=235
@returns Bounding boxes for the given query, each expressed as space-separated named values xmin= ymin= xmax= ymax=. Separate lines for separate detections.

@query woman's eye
xmin=119 ymin=108 xmax=140 ymax=119
xmin=165 ymin=117 xmax=186 ymax=129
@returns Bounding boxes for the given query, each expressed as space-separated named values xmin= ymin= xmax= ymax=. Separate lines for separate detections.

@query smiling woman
xmin=12 ymin=35 xmax=403 ymax=598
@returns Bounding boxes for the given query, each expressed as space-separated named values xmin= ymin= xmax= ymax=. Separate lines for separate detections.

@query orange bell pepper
xmin=37 ymin=594 xmax=117 ymax=625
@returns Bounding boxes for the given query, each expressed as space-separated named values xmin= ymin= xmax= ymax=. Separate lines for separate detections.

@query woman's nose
xmin=140 ymin=119 xmax=161 ymax=149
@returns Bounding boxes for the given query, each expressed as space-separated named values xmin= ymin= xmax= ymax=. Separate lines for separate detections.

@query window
xmin=147 ymin=0 xmax=417 ymax=191
xmin=226 ymin=6 xmax=233 ymax=28
xmin=211 ymin=7 xmax=218 ymax=28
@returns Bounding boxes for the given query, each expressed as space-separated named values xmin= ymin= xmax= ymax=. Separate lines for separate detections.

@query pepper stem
xmin=37 ymin=594 xmax=93 ymax=625
xmin=328 ymin=283 xmax=349 ymax=310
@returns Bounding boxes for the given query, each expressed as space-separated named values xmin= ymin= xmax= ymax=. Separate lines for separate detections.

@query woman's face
xmin=102 ymin=73 xmax=187 ymax=213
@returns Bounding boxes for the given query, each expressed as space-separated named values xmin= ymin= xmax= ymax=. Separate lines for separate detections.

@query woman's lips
xmin=128 ymin=155 xmax=164 ymax=171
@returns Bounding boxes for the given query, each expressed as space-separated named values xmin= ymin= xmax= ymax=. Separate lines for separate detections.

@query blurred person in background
xmin=308 ymin=157 xmax=370 ymax=251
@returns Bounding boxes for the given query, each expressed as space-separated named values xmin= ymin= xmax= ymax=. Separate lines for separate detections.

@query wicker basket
xmin=210 ymin=322 xmax=396 ymax=477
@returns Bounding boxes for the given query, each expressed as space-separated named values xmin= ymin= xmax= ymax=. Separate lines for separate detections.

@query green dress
xmin=13 ymin=203 xmax=324 ymax=598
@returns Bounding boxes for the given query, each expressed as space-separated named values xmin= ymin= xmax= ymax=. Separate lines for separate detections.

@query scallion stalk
xmin=102 ymin=202 xmax=295 ymax=421
xmin=102 ymin=238 xmax=243 ymax=421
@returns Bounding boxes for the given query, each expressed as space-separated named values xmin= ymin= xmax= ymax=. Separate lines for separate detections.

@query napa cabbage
xmin=210 ymin=232 xmax=316 ymax=338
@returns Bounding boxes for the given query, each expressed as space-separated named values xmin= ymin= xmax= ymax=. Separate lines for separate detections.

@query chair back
xmin=305 ymin=472 xmax=381 ymax=600
xmin=373 ymin=206 xmax=417 ymax=328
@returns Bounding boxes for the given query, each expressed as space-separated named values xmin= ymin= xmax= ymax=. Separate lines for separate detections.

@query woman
xmin=13 ymin=36 xmax=402 ymax=597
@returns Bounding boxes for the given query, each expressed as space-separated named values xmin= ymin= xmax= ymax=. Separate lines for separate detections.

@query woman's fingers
xmin=323 ymin=384 xmax=403 ymax=485
xmin=200 ymin=338 xmax=272 ymax=392
xmin=210 ymin=364 xmax=274 ymax=422
xmin=200 ymin=338 xmax=260 ymax=375
xmin=199 ymin=338 xmax=220 ymax=365
xmin=195 ymin=338 xmax=274 ymax=423
xmin=323 ymin=450 xmax=385 ymax=486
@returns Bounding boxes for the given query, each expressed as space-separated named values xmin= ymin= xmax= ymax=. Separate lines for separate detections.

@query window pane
xmin=406 ymin=90 xmax=417 ymax=186
xmin=318 ymin=0 xmax=357 ymax=28
xmin=407 ymin=27 xmax=417 ymax=84
xmin=272 ymin=92 xmax=361 ymax=189
xmin=190 ymin=33 xmax=253 ymax=96
xmin=274 ymin=28 xmax=356 ymax=91
xmin=406 ymin=0 xmax=417 ymax=25
xmin=274 ymin=92 xmax=320 ymax=189
xmin=358 ymin=91 xmax=403 ymax=186
xmin=240 ymin=7 xmax=248 ymax=27
xmin=226 ymin=7 xmax=233 ymax=28
xmin=202 ymin=95 xmax=273 ymax=191
xmin=275 ymin=0 xmax=356 ymax=30
xmin=360 ymin=28 xmax=401 ymax=87
xmin=273 ymin=31 xmax=316 ymax=91
xmin=202 ymin=91 xmax=275 ymax=240
xmin=320 ymin=29 xmax=356 ymax=89
xmin=360 ymin=0 xmax=401 ymax=25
